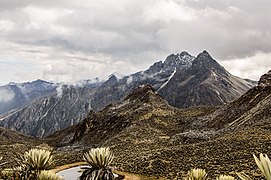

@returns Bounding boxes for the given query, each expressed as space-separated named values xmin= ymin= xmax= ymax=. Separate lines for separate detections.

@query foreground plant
xmin=80 ymin=147 xmax=115 ymax=180
xmin=253 ymin=153 xmax=271 ymax=180
xmin=186 ymin=168 xmax=208 ymax=180
xmin=236 ymin=172 xmax=252 ymax=180
xmin=216 ymin=175 xmax=234 ymax=180
xmin=16 ymin=148 xmax=54 ymax=179
xmin=38 ymin=170 xmax=63 ymax=180
xmin=236 ymin=153 xmax=271 ymax=180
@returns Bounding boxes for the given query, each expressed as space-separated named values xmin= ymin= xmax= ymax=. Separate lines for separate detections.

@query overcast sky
xmin=0 ymin=0 xmax=270 ymax=85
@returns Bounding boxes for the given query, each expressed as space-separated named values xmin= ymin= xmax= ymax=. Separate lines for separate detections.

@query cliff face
xmin=0 ymin=85 xmax=96 ymax=138
xmin=201 ymin=69 xmax=271 ymax=130
xmin=0 ymin=80 xmax=56 ymax=115
xmin=158 ymin=51 xmax=255 ymax=108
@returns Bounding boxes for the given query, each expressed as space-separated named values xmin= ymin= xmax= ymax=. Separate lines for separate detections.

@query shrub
xmin=80 ymin=147 xmax=115 ymax=180
xmin=38 ymin=170 xmax=64 ymax=180
xmin=253 ymin=153 xmax=271 ymax=180
xmin=186 ymin=168 xmax=208 ymax=180
xmin=236 ymin=153 xmax=271 ymax=180
xmin=15 ymin=148 xmax=54 ymax=179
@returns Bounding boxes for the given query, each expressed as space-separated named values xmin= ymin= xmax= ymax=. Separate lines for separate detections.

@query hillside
xmin=0 ymin=51 xmax=256 ymax=138
xmin=44 ymin=70 xmax=271 ymax=178
xmin=0 ymin=85 xmax=97 ymax=137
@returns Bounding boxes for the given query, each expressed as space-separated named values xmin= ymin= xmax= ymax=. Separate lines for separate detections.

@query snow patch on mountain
xmin=157 ymin=67 xmax=177 ymax=92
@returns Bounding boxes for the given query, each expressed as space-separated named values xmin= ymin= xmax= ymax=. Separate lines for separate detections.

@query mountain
xmin=46 ymin=84 xmax=216 ymax=147
xmin=0 ymin=85 xmax=97 ymax=137
xmin=46 ymin=70 xmax=271 ymax=179
xmin=201 ymin=70 xmax=271 ymax=131
xmin=158 ymin=51 xmax=255 ymax=108
xmin=92 ymin=51 xmax=255 ymax=111
xmin=0 ymin=51 xmax=255 ymax=138
xmin=0 ymin=70 xmax=269 ymax=178
xmin=0 ymin=79 xmax=56 ymax=115
xmin=91 ymin=51 xmax=195 ymax=110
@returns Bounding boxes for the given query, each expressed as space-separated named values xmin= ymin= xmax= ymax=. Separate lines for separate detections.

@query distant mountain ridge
xmin=0 ymin=79 xmax=56 ymax=115
xmin=0 ymin=51 xmax=256 ymax=137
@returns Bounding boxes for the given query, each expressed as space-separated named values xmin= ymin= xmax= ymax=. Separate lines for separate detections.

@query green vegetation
xmin=0 ymin=148 xmax=62 ymax=180
xmin=79 ymin=147 xmax=115 ymax=180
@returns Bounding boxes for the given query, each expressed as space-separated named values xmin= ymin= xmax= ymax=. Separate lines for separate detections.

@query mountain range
xmin=0 ymin=51 xmax=255 ymax=137
xmin=0 ymin=60 xmax=270 ymax=178
xmin=46 ymin=69 xmax=271 ymax=178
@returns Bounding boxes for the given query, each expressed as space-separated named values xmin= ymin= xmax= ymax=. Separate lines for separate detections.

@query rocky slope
xmin=92 ymin=51 xmax=255 ymax=110
xmin=202 ymin=70 xmax=271 ymax=131
xmin=45 ymin=70 xmax=271 ymax=178
xmin=0 ymin=51 xmax=255 ymax=138
xmin=0 ymin=85 xmax=97 ymax=137
xmin=91 ymin=51 xmax=195 ymax=110
xmin=0 ymin=79 xmax=56 ymax=115
xmin=158 ymin=51 xmax=255 ymax=108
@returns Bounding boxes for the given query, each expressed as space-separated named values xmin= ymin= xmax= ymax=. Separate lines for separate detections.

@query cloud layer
xmin=0 ymin=0 xmax=270 ymax=84
xmin=0 ymin=88 xmax=15 ymax=102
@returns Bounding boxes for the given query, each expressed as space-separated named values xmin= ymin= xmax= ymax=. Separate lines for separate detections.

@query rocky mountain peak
xmin=145 ymin=51 xmax=194 ymax=75
xmin=163 ymin=51 xmax=194 ymax=70
xmin=258 ymin=70 xmax=271 ymax=87
xmin=192 ymin=50 xmax=225 ymax=71
xmin=124 ymin=84 xmax=161 ymax=103
xmin=103 ymin=74 xmax=118 ymax=86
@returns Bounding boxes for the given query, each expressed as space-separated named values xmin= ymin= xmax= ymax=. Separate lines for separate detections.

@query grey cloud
xmin=0 ymin=0 xmax=270 ymax=84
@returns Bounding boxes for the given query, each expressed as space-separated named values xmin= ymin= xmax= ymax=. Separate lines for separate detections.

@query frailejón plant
xmin=216 ymin=175 xmax=234 ymax=180
xmin=16 ymin=148 xmax=54 ymax=179
xmin=253 ymin=153 xmax=271 ymax=180
xmin=186 ymin=168 xmax=208 ymax=180
xmin=80 ymin=147 xmax=115 ymax=180
xmin=38 ymin=170 xmax=64 ymax=180
xmin=236 ymin=172 xmax=252 ymax=180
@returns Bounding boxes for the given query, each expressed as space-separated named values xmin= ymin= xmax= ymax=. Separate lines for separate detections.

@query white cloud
xmin=0 ymin=88 xmax=15 ymax=102
xmin=0 ymin=20 xmax=15 ymax=32
xmin=143 ymin=0 xmax=196 ymax=23
xmin=0 ymin=0 xmax=270 ymax=85
xmin=220 ymin=52 xmax=271 ymax=81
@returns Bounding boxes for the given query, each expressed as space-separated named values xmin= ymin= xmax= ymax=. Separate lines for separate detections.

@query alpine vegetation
xmin=80 ymin=147 xmax=115 ymax=180
xmin=186 ymin=168 xmax=208 ymax=180
xmin=21 ymin=148 xmax=54 ymax=171
xmin=237 ymin=153 xmax=271 ymax=180
xmin=253 ymin=153 xmax=271 ymax=180
xmin=38 ymin=170 xmax=64 ymax=180
xmin=236 ymin=172 xmax=252 ymax=180
xmin=16 ymin=148 xmax=55 ymax=179
xmin=216 ymin=175 xmax=235 ymax=180
xmin=0 ymin=157 xmax=6 ymax=167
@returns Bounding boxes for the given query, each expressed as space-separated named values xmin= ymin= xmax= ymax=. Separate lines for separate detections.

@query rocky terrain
xmin=0 ymin=79 xmax=56 ymax=115
xmin=0 ymin=85 xmax=97 ymax=137
xmin=0 ymin=70 xmax=270 ymax=178
xmin=43 ymin=70 xmax=270 ymax=178
xmin=0 ymin=51 xmax=256 ymax=138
